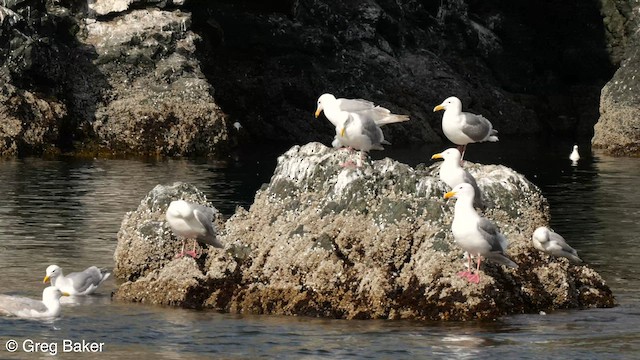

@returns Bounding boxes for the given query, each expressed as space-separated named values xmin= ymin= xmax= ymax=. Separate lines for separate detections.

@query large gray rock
xmin=592 ymin=1 xmax=640 ymax=156
xmin=113 ymin=143 xmax=614 ymax=320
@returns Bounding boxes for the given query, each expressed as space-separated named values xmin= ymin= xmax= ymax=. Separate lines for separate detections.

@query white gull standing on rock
xmin=314 ymin=93 xmax=409 ymax=148
xmin=166 ymin=200 xmax=223 ymax=258
xmin=433 ymin=96 xmax=498 ymax=160
xmin=44 ymin=265 xmax=110 ymax=295
xmin=444 ymin=183 xmax=517 ymax=283
xmin=532 ymin=226 xmax=582 ymax=263
xmin=431 ymin=148 xmax=485 ymax=210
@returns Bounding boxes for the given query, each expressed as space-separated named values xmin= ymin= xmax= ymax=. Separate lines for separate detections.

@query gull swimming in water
xmin=433 ymin=96 xmax=498 ymax=160
xmin=569 ymin=145 xmax=580 ymax=165
xmin=166 ymin=200 xmax=223 ymax=258
xmin=315 ymin=93 xmax=409 ymax=148
xmin=44 ymin=265 xmax=110 ymax=295
xmin=532 ymin=226 xmax=582 ymax=263
xmin=445 ymin=183 xmax=517 ymax=283
xmin=0 ymin=286 xmax=69 ymax=319
xmin=431 ymin=148 xmax=485 ymax=209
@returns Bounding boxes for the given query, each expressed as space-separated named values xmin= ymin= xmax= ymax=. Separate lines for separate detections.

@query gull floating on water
xmin=0 ymin=286 xmax=69 ymax=319
xmin=431 ymin=148 xmax=485 ymax=209
xmin=433 ymin=96 xmax=498 ymax=160
xmin=532 ymin=226 xmax=582 ymax=263
xmin=44 ymin=265 xmax=110 ymax=295
xmin=445 ymin=183 xmax=517 ymax=283
xmin=166 ymin=200 xmax=223 ymax=258
xmin=315 ymin=93 xmax=409 ymax=148
xmin=569 ymin=145 xmax=580 ymax=164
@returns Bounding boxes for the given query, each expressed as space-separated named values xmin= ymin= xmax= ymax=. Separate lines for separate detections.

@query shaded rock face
xmin=193 ymin=0 xmax=613 ymax=145
xmin=1 ymin=0 xmax=229 ymax=157
xmin=113 ymin=143 xmax=614 ymax=320
xmin=79 ymin=9 xmax=229 ymax=156
xmin=592 ymin=1 xmax=640 ymax=156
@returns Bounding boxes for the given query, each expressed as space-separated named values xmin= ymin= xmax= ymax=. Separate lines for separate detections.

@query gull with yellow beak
xmin=315 ymin=93 xmax=409 ymax=148
xmin=44 ymin=265 xmax=110 ymax=296
xmin=431 ymin=148 xmax=485 ymax=210
xmin=0 ymin=286 xmax=70 ymax=318
xmin=444 ymin=183 xmax=517 ymax=283
xmin=433 ymin=96 xmax=498 ymax=159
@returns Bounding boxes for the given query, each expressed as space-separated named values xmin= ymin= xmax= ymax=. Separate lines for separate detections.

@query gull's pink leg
xmin=175 ymin=239 xmax=187 ymax=258
xmin=467 ymin=255 xmax=482 ymax=284
xmin=184 ymin=240 xmax=199 ymax=258
xmin=458 ymin=145 xmax=467 ymax=166
xmin=457 ymin=253 xmax=472 ymax=279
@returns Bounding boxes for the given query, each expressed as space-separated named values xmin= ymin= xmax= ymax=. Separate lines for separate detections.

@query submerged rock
xmin=113 ymin=143 xmax=614 ymax=320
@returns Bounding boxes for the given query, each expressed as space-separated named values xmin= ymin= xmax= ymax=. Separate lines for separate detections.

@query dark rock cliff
xmin=1 ymin=0 xmax=631 ymax=157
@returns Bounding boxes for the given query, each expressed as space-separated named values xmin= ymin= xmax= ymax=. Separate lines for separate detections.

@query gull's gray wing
xmin=477 ymin=218 xmax=518 ymax=268
xmin=359 ymin=114 xmax=386 ymax=149
xmin=462 ymin=170 xmax=485 ymax=210
xmin=336 ymin=98 xmax=376 ymax=112
xmin=460 ymin=112 xmax=493 ymax=142
xmin=193 ymin=207 xmax=223 ymax=248
xmin=547 ymin=231 xmax=582 ymax=263
xmin=66 ymin=267 xmax=106 ymax=293
xmin=0 ymin=295 xmax=46 ymax=314
xmin=338 ymin=99 xmax=410 ymax=126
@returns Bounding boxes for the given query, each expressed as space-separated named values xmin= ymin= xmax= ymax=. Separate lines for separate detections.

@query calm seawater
xmin=0 ymin=137 xmax=638 ymax=359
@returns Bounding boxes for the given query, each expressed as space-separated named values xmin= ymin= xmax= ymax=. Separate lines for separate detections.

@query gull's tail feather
xmin=374 ymin=114 xmax=410 ymax=126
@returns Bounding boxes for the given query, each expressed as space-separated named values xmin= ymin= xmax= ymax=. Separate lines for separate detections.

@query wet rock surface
xmin=113 ymin=143 xmax=615 ymax=320
xmin=593 ymin=0 xmax=640 ymax=156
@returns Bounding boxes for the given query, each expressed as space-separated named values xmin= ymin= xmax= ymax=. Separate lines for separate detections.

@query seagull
xmin=166 ymin=200 xmax=223 ymax=258
xmin=334 ymin=111 xmax=389 ymax=167
xmin=569 ymin=145 xmax=580 ymax=163
xmin=433 ymin=96 xmax=498 ymax=160
xmin=0 ymin=286 xmax=69 ymax=319
xmin=444 ymin=183 xmax=517 ymax=283
xmin=43 ymin=265 xmax=110 ymax=295
xmin=315 ymin=93 xmax=409 ymax=148
xmin=532 ymin=226 xmax=583 ymax=263
xmin=431 ymin=148 xmax=485 ymax=210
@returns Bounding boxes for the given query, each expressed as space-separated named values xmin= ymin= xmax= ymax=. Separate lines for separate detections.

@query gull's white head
xmin=433 ymin=96 xmax=462 ymax=113
xmin=43 ymin=265 xmax=62 ymax=284
xmin=443 ymin=182 xmax=475 ymax=200
xmin=315 ymin=93 xmax=337 ymax=118
xmin=431 ymin=148 xmax=462 ymax=164
xmin=532 ymin=226 xmax=551 ymax=252
xmin=573 ymin=145 xmax=578 ymax=151
xmin=42 ymin=286 xmax=69 ymax=303
xmin=532 ymin=226 xmax=550 ymax=243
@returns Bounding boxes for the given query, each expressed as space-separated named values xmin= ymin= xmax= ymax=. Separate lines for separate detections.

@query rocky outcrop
xmin=77 ymin=8 xmax=229 ymax=156
xmin=113 ymin=143 xmax=614 ymax=320
xmin=1 ymin=0 xmax=229 ymax=158
xmin=592 ymin=1 xmax=640 ymax=156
